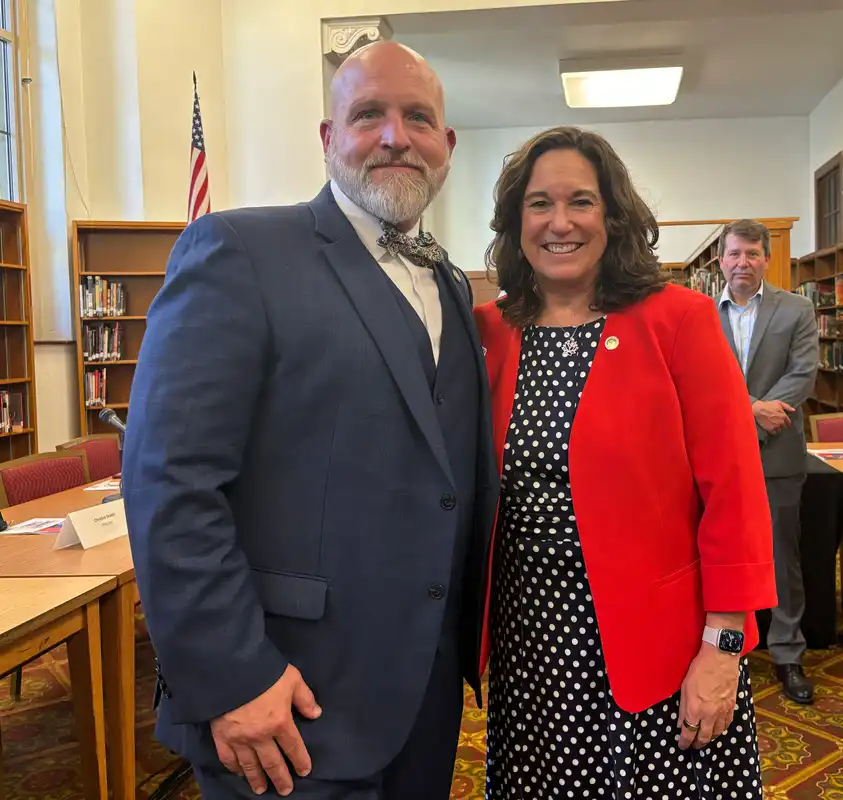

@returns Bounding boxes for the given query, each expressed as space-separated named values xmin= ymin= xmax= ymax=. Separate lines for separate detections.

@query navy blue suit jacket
xmin=122 ymin=183 xmax=499 ymax=780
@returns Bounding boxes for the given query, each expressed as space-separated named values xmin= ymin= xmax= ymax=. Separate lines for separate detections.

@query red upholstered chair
xmin=0 ymin=450 xmax=91 ymax=509
xmin=56 ymin=433 xmax=120 ymax=482
xmin=809 ymin=413 xmax=843 ymax=443
xmin=0 ymin=449 xmax=91 ymax=701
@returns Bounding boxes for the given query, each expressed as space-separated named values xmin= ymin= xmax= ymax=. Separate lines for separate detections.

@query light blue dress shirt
xmin=719 ymin=283 xmax=763 ymax=376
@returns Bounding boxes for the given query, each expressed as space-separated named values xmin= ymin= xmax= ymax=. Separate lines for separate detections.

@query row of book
xmin=80 ymin=276 xmax=128 ymax=318
xmin=0 ymin=390 xmax=24 ymax=433
xmin=819 ymin=341 xmax=843 ymax=371
xmin=687 ymin=269 xmax=725 ymax=299
xmin=796 ymin=280 xmax=840 ymax=309
xmin=84 ymin=367 xmax=108 ymax=407
xmin=818 ymin=314 xmax=840 ymax=337
xmin=82 ymin=322 xmax=124 ymax=362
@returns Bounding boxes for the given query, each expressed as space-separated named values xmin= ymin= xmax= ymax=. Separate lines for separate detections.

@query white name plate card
xmin=53 ymin=498 xmax=129 ymax=550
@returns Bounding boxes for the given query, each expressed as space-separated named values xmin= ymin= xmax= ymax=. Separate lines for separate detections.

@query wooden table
xmin=0 ymin=575 xmax=117 ymax=800
xmin=808 ymin=441 xmax=843 ymax=474
xmin=0 ymin=484 xmax=137 ymax=800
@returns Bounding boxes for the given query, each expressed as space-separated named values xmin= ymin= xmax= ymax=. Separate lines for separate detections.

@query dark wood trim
xmin=815 ymin=152 xmax=841 ymax=181
xmin=814 ymin=152 xmax=843 ymax=250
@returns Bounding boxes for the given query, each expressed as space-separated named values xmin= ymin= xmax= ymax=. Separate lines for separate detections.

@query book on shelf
xmin=817 ymin=314 xmax=841 ymax=337
xmin=688 ymin=269 xmax=724 ymax=299
xmin=85 ymin=367 xmax=107 ymax=408
xmin=797 ymin=281 xmax=836 ymax=308
xmin=819 ymin=341 xmax=843 ymax=371
xmin=796 ymin=282 xmax=819 ymax=305
xmin=83 ymin=322 xmax=123 ymax=362
xmin=79 ymin=275 xmax=127 ymax=317
xmin=0 ymin=391 xmax=24 ymax=433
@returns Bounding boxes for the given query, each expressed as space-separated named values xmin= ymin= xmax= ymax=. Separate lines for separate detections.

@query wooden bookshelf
xmin=72 ymin=221 xmax=185 ymax=436
xmin=793 ymin=242 xmax=843 ymax=416
xmin=665 ymin=217 xmax=797 ymax=298
xmin=0 ymin=201 xmax=38 ymax=460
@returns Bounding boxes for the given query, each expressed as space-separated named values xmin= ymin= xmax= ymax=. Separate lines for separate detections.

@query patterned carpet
xmin=4 ymin=628 xmax=843 ymax=798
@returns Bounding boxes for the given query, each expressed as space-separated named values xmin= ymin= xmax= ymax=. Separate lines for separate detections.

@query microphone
xmin=97 ymin=407 xmax=125 ymax=504
xmin=98 ymin=407 xmax=126 ymax=435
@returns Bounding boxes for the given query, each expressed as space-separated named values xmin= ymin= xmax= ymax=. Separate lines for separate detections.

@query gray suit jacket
xmin=718 ymin=281 xmax=818 ymax=479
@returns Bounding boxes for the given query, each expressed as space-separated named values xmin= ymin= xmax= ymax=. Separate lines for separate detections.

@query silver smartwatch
xmin=702 ymin=625 xmax=744 ymax=654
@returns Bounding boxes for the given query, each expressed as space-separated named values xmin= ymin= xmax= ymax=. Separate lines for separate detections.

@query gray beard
xmin=326 ymin=146 xmax=448 ymax=226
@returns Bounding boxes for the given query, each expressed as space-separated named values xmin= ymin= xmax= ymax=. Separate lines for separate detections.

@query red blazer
xmin=474 ymin=283 xmax=777 ymax=713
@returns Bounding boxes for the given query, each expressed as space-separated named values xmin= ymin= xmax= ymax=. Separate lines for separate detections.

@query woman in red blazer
xmin=475 ymin=126 xmax=776 ymax=800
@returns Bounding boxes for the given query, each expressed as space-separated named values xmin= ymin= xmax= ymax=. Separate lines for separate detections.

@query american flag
xmin=188 ymin=71 xmax=210 ymax=221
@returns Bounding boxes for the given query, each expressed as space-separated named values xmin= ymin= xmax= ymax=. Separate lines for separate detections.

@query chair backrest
xmin=0 ymin=450 xmax=91 ymax=508
xmin=56 ymin=434 xmax=120 ymax=482
xmin=809 ymin=412 xmax=843 ymax=443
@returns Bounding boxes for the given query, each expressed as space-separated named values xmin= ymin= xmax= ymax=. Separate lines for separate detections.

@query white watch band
xmin=702 ymin=626 xmax=721 ymax=648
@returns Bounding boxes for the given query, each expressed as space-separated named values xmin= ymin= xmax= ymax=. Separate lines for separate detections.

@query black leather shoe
xmin=776 ymin=664 xmax=814 ymax=704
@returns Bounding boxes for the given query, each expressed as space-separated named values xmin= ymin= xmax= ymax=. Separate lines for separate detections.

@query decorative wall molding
xmin=322 ymin=18 xmax=393 ymax=65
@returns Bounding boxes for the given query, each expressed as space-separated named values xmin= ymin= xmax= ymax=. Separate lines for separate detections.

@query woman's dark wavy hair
xmin=485 ymin=126 xmax=667 ymax=327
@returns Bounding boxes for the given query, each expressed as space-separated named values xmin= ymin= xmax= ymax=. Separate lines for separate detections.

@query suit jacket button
xmin=436 ymin=393 xmax=445 ymax=405
xmin=429 ymin=583 xmax=444 ymax=599
xmin=440 ymin=494 xmax=456 ymax=510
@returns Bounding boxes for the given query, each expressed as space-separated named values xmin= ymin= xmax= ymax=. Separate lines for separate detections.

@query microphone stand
xmin=101 ymin=433 xmax=123 ymax=504
xmin=97 ymin=407 xmax=125 ymax=504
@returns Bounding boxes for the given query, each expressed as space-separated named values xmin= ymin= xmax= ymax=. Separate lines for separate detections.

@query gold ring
xmin=682 ymin=719 xmax=701 ymax=732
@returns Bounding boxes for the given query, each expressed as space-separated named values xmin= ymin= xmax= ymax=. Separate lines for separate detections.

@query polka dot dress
xmin=485 ymin=319 xmax=763 ymax=799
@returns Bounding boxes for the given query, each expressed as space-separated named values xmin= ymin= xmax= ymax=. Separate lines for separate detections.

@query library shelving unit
xmin=72 ymin=221 xmax=185 ymax=436
xmin=0 ymin=200 xmax=37 ymax=460
xmin=793 ymin=242 xmax=843 ymax=415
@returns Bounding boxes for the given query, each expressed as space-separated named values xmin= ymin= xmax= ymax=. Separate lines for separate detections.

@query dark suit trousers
xmin=193 ymin=640 xmax=465 ymax=800
xmin=766 ymin=474 xmax=807 ymax=665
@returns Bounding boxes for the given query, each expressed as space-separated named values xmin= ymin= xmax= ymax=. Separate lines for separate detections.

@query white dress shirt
xmin=330 ymin=181 xmax=442 ymax=364
xmin=719 ymin=282 xmax=763 ymax=376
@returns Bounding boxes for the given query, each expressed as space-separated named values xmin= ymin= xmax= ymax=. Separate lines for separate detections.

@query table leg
xmin=1 ymin=719 xmax=5 ymax=800
xmin=66 ymin=600 xmax=108 ymax=800
xmin=101 ymin=581 xmax=136 ymax=800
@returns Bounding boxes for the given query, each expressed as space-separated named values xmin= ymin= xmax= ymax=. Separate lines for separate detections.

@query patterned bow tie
xmin=377 ymin=222 xmax=445 ymax=268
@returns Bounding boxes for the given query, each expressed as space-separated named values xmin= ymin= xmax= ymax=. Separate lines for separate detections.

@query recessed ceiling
xmin=390 ymin=0 xmax=843 ymax=129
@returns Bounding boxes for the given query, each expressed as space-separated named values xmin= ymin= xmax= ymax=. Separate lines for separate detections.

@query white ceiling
xmin=390 ymin=0 xmax=843 ymax=129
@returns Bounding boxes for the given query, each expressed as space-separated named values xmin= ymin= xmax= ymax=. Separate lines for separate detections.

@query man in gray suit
xmin=717 ymin=219 xmax=819 ymax=704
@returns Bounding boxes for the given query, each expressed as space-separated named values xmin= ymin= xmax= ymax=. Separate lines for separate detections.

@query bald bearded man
xmin=122 ymin=41 xmax=498 ymax=800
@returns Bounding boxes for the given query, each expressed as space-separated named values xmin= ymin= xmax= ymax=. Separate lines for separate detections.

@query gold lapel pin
xmin=452 ymin=268 xmax=462 ymax=282
xmin=605 ymin=336 xmax=619 ymax=350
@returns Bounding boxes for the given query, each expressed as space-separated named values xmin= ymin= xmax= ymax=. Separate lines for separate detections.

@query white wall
xmin=808 ymin=76 xmax=843 ymax=254
xmin=135 ymin=0 xmax=229 ymax=219
xmin=21 ymin=0 xmax=826 ymax=450
xmin=26 ymin=0 xmax=83 ymax=450
xmin=27 ymin=0 xmax=232 ymax=449
xmin=436 ymin=117 xmax=811 ymax=273
xmin=218 ymin=0 xmax=628 ymax=208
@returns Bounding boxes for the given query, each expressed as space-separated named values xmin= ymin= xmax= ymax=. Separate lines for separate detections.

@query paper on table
xmin=1 ymin=517 xmax=65 ymax=534
xmin=809 ymin=449 xmax=843 ymax=461
xmin=84 ymin=478 xmax=121 ymax=491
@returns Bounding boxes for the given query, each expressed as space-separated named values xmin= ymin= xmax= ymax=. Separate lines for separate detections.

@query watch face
xmin=719 ymin=629 xmax=744 ymax=654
